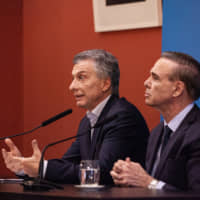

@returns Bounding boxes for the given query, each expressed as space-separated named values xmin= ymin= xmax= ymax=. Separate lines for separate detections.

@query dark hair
xmin=73 ymin=49 xmax=120 ymax=96
xmin=162 ymin=51 xmax=200 ymax=100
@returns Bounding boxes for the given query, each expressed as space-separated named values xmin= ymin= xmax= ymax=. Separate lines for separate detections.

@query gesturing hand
xmin=2 ymin=138 xmax=23 ymax=173
xmin=2 ymin=138 xmax=42 ymax=177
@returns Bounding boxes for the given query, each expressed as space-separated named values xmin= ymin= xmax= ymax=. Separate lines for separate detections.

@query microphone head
xmin=41 ymin=109 xmax=72 ymax=127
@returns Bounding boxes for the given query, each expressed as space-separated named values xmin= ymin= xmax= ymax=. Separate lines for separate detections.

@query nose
xmin=144 ymin=77 xmax=151 ymax=88
xmin=69 ymin=79 xmax=76 ymax=91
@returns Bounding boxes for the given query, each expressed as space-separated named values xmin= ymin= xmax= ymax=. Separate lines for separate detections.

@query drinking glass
xmin=79 ymin=160 xmax=100 ymax=186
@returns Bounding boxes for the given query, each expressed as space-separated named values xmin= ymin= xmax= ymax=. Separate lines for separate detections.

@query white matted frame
xmin=92 ymin=0 xmax=162 ymax=32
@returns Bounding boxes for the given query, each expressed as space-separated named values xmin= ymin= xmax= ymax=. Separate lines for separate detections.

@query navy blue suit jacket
xmin=146 ymin=105 xmax=200 ymax=191
xmin=46 ymin=95 xmax=149 ymax=184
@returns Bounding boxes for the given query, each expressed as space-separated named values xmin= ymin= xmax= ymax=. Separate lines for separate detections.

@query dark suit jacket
xmin=146 ymin=105 xmax=200 ymax=191
xmin=46 ymin=95 xmax=149 ymax=184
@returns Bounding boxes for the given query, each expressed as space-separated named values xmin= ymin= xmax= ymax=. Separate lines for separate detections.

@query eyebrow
xmin=72 ymin=70 xmax=87 ymax=76
xmin=151 ymin=71 xmax=160 ymax=79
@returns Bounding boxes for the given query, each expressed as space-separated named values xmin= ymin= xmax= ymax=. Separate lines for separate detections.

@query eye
xmin=152 ymin=73 xmax=160 ymax=81
xmin=77 ymin=73 xmax=88 ymax=81
xmin=78 ymin=74 xmax=85 ymax=80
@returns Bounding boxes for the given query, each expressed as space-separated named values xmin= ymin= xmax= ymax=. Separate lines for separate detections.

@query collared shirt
xmin=152 ymin=103 xmax=194 ymax=189
xmin=86 ymin=95 xmax=111 ymax=139
xmin=43 ymin=95 xmax=111 ymax=178
xmin=165 ymin=103 xmax=194 ymax=132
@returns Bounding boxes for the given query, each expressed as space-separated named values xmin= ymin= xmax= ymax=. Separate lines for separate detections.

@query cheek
xmin=153 ymin=85 xmax=173 ymax=101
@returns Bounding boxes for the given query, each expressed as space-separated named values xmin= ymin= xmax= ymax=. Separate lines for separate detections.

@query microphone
xmin=0 ymin=109 xmax=73 ymax=140
xmin=41 ymin=109 xmax=73 ymax=127
xmin=22 ymin=113 xmax=118 ymax=191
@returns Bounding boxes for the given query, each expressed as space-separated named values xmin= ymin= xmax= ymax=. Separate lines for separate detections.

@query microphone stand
xmin=22 ymin=135 xmax=84 ymax=191
xmin=22 ymin=114 xmax=118 ymax=191
xmin=0 ymin=109 xmax=72 ymax=140
xmin=0 ymin=125 xmax=42 ymax=140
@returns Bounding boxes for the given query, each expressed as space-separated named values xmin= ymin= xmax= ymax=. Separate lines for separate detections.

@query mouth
xmin=144 ymin=92 xmax=151 ymax=98
xmin=74 ymin=94 xmax=84 ymax=101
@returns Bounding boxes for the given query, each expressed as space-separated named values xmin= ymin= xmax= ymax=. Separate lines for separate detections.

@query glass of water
xmin=79 ymin=160 xmax=100 ymax=186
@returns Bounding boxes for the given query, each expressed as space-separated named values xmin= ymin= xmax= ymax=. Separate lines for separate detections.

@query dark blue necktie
xmin=161 ymin=125 xmax=172 ymax=154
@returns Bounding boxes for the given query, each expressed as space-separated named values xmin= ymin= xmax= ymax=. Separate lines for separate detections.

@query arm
xmin=45 ymin=135 xmax=81 ymax=184
xmin=97 ymin=111 xmax=149 ymax=184
xmin=111 ymin=133 xmax=200 ymax=191
xmin=163 ymin=138 xmax=200 ymax=191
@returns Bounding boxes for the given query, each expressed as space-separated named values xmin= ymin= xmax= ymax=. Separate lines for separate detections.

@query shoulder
xmin=105 ymin=96 xmax=149 ymax=130
xmin=184 ymin=105 xmax=200 ymax=142
xmin=108 ymin=96 xmax=144 ymax=116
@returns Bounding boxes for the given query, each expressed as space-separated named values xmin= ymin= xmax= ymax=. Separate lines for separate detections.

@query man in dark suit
xmin=2 ymin=49 xmax=149 ymax=185
xmin=111 ymin=51 xmax=200 ymax=191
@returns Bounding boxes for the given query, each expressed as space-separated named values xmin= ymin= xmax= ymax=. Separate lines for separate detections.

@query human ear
xmin=172 ymin=81 xmax=184 ymax=97
xmin=102 ymin=78 xmax=111 ymax=92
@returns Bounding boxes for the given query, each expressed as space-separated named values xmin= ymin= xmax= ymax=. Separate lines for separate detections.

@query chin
xmin=77 ymin=102 xmax=87 ymax=109
xmin=145 ymin=100 xmax=153 ymax=106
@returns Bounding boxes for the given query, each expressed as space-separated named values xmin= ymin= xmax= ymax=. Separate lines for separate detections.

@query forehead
xmin=72 ymin=59 xmax=96 ymax=75
xmin=151 ymin=58 xmax=178 ymax=76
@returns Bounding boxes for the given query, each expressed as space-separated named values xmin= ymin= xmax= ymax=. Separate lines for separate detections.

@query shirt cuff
xmin=16 ymin=160 xmax=48 ymax=179
xmin=16 ymin=170 xmax=25 ymax=176
xmin=43 ymin=160 xmax=48 ymax=178
xmin=156 ymin=181 xmax=166 ymax=189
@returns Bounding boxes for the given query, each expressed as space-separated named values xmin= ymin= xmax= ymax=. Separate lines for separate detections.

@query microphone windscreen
xmin=41 ymin=109 xmax=72 ymax=127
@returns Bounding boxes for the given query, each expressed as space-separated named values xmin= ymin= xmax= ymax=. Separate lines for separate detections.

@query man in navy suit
xmin=2 ymin=49 xmax=149 ymax=184
xmin=111 ymin=51 xmax=200 ymax=191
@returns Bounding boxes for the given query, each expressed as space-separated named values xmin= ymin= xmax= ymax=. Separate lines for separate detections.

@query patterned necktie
xmin=87 ymin=112 xmax=97 ymax=140
xmin=161 ymin=125 xmax=172 ymax=154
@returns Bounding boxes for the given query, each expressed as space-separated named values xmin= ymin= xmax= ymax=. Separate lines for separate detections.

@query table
xmin=1 ymin=183 xmax=200 ymax=200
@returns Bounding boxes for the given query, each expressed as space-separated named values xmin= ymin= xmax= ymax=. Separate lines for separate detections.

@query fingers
xmin=110 ymin=170 xmax=121 ymax=180
xmin=21 ymin=139 xmax=41 ymax=177
xmin=125 ymin=157 xmax=131 ymax=162
xmin=112 ymin=159 xmax=126 ymax=173
xmin=5 ymin=138 xmax=16 ymax=151
xmin=4 ymin=138 xmax=22 ymax=157
xmin=110 ymin=170 xmax=122 ymax=184
xmin=32 ymin=139 xmax=41 ymax=158
xmin=110 ymin=170 xmax=130 ymax=186
xmin=2 ymin=148 xmax=8 ymax=161
xmin=111 ymin=159 xmax=148 ymax=187
xmin=2 ymin=148 xmax=24 ymax=173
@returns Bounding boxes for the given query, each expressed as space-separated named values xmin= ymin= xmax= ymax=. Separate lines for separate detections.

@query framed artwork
xmin=92 ymin=0 xmax=162 ymax=32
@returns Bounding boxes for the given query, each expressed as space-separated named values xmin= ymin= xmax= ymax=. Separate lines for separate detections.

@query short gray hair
xmin=73 ymin=49 xmax=120 ymax=96
xmin=162 ymin=51 xmax=200 ymax=100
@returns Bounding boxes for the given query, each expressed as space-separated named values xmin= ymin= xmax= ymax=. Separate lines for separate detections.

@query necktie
xmin=160 ymin=125 xmax=172 ymax=154
xmin=87 ymin=112 xmax=97 ymax=140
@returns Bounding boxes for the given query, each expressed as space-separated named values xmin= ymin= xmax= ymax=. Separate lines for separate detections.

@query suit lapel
xmin=154 ymin=105 xmax=198 ymax=178
xmin=146 ymin=123 xmax=163 ymax=173
xmin=89 ymin=95 xmax=117 ymax=159
xmin=154 ymin=125 xmax=187 ymax=177
xmin=80 ymin=117 xmax=92 ymax=159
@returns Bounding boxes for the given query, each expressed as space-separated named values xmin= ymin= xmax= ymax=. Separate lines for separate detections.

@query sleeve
xmin=44 ymin=122 xmax=84 ymax=184
xmin=163 ymin=136 xmax=200 ymax=191
xmin=97 ymin=110 xmax=149 ymax=184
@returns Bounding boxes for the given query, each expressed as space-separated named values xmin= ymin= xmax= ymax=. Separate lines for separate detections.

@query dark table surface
xmin=1 ymin=183 xmax=200 ymax=200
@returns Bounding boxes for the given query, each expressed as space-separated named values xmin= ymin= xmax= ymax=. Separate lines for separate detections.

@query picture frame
xmin=92 ymin=0 xmax=162 ymax=32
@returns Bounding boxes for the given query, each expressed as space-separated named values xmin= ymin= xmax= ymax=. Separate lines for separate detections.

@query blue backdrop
xmin=162 ymin=0 xmax=200 ymax=107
